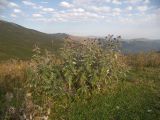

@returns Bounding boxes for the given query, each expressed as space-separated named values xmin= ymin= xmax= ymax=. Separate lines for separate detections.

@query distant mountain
xmin=0 ymin=20 xmax=160 ymax=60
xmin=0 ymin=20 xmax=68 ymax=60
xmin=121 ymin=39 xmax=160 ymax=53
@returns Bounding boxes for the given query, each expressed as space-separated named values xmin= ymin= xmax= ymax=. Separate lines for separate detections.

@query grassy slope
xmin=0 ymin=20 xmax=66 ymax=60
xmin=1 ymin=20 xmax=160 ymax=60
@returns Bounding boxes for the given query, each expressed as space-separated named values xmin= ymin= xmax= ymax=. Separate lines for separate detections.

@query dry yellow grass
xmin=126 ymin=52 xmax=160 ymax=68
xmin=0 ymin=60 xmax=28 ymax=78
xmin=0 ymin=60 xmax=29 ymax=94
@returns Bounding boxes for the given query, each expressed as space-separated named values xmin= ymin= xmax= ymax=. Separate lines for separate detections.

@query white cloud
xmin=32 ymin=14 xmax=43 ymax=17
xmin=112 ymin=8 xmax=122 ymax=16
xmin=106 ymin=0 xmax=111 ymax=2
xmin=34 ymin=5 xmax=44 ymax=9
xmin=127 ymin=13 xmax=133 ymax=17
xmin=0 ymin=1 xmax=19 ymax=9
xmin=137 ymin=5 xmax=148 ymax=12
xmin=60 ymin=1 xmax=74 ymax=8
xmin=10 ymin=13 xmax=17 ymax=18
xmin=85 ymin=12 xmax=99 ymax=18
xmin=31 ymin=18 xmax=51 ymax=22
xmin=113 ymin=8 xmax=121 ymax=13
xmin=72 ymin=8 xmax=85 ymax=12
xmin=112 ymin=0 xmax=122 ymax=5
xmin=144 ymin=0 xmax=150 ymax=4
xmin=119 ymin=17 xmax=133 ymax=23
xmin=112 ymin=12 xmax=120 ymax=16
xmin=22 ymin=1 xmax=35 ymax=6
xmin=124 ymin=0 xmax=142 ymax=4
xmin=9 ymin=2 xmax=19 ymax=8
xmin=0 ymin=15 xmax=6 ymax=18
xmin=42 ymin=8 xmax=54 ymax=12
xmin=73 ymin=0 xmax=111 ymax=5
xmin=91 ymin=6 xmax=111 ymax=13
xmin=14 ymin=9 xmax=21 ymax=13
xmin=52 ymin=9 xmax=105 ymax=23
xmin=22 ymin=1 xmax=45 ymax=10
xmin=126 ymin=6 xmax=133 ymax=11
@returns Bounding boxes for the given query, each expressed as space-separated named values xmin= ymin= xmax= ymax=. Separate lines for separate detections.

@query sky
xmin=0 ymin=0 xmax=160 ymax=39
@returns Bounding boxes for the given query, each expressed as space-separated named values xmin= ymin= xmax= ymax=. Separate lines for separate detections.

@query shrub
xmin=60 ymin=35 xmax=128 ymax=96
xmin=26 ymin=35 xmax=128 ymax=103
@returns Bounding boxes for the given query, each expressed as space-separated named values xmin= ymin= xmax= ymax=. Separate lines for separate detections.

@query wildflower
xmin=114 ymin=54 xmax=118 ymax=59
xmin=147 ymin=109 xmax=152 ymax=113
xmin=116 ymin=106 xmax=120 ymax=109
xmin=47 ymin=108 xmax=51 ymax=115
xmin=43 ymin=116 xmax=49 ymax=120
xmin=106 ymin=69 xmax=110 ymax=74
xmin=26 ymin=93 xmax=32 ymax=97
xmin=18 ymin=65 xmax=21 ymax=69
xmin=8 ymin=106 xmax=16 ymax=114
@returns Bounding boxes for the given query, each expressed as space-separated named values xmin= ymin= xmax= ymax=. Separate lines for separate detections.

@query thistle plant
xmin=24 ymin=35 xmax=128 ymax=119
xmin=27 ymin=35 xmax=128 ymax=99
xmin=60 ymin=35 xmax=128 ymax=96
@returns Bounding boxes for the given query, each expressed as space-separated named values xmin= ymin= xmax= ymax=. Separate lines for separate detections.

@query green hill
xmin=0 ymin=20 xmax=67 ymax=60
xmin=1 ymin=20 xmax=160 ymax=60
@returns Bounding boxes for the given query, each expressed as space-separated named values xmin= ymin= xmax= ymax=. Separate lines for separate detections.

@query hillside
xmin=0 ymin=20 xmax=160 ymax=60
xmin=0 ymin=20 xmax=67 ymax=60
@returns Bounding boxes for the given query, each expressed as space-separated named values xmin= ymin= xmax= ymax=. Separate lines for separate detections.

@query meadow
xmin=0 ymin=36 xmax=160 ymax=120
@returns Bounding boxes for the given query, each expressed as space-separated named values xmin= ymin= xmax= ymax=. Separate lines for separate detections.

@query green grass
xmin=0 ymin=67 xmax=160 ymax=119
xmin=127 ymin=67 xmax=160 ymax=82
xmin=50 ymin=67 xmax=159 ymax=120
xmin=68 ymin=84 xmax=159 ymax=120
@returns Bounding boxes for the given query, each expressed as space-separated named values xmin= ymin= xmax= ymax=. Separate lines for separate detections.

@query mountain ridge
xmin=0 ymin=20 xmax=160 ymax=60
xmin=0 ymin=20 xmax=68 ymax=60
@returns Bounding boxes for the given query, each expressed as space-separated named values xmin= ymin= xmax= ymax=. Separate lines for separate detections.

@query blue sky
xmin=0 ymin=0 xmax=160 ymax=39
